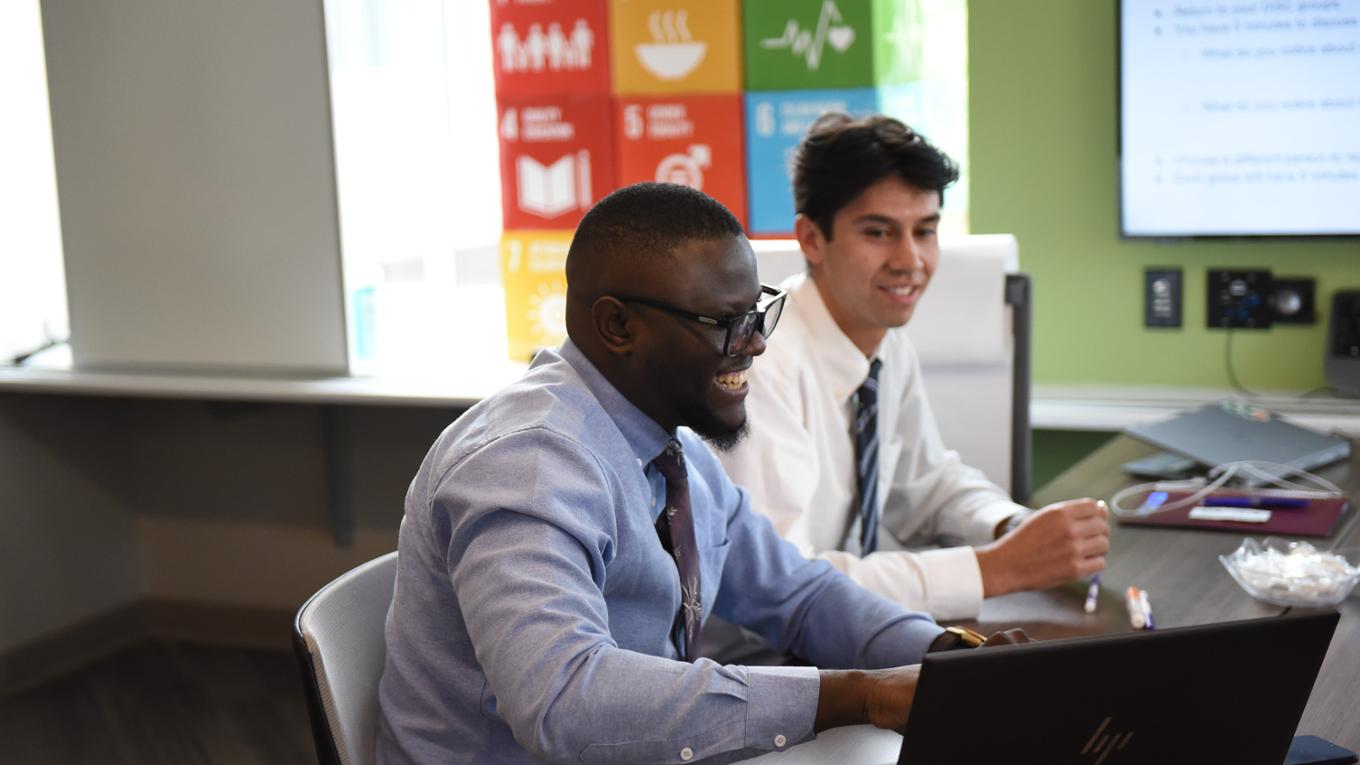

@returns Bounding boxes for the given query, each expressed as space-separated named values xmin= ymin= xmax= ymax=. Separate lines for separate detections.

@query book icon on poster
xmin=517 ymin=151 xmax=592 ymax=218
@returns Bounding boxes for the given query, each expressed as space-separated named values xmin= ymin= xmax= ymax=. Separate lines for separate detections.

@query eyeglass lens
xmin=725 ymin=292 xmax=784 ymax=356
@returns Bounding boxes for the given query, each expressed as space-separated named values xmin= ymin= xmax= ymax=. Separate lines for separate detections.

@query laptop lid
xmin=1125 ymin=403 xmax=1351 ymax=473
xmin=899 ymin=611 xmax=1339 ymax=765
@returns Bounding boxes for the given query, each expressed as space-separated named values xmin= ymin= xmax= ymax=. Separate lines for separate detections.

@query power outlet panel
xmin=1271 ymin=277 xmax=1316 ymax=325
xmin=1207 ymin=269 xmax=1273 ymax=329
xmin=1144 ymin=268 xmax=1182 ymax=328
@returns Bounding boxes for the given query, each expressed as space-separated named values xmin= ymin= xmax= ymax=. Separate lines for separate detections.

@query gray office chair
xmin=293 ymin=551 xmax=398 ymax=765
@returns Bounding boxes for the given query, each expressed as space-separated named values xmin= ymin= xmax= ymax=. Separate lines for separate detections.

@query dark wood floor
xmin=0 ymin=641 xmax=316 ymax=765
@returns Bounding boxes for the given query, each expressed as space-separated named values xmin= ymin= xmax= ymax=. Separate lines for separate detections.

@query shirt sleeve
xmin=880 ymin=342 xmax=1027 ymax=553
xmin=692 ymin=439 xmax=944 ymax=669
xmin=438 ymin=429 xmax=822 ymax=765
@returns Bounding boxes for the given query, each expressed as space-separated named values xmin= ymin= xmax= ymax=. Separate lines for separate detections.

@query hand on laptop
xmin=981 ymin=627 xmax=1033 ymax=648
xmin=816 ymin=628 xmax=1035 ymax=734
xmin=975 ymin=498 xmax=1110 ymax=597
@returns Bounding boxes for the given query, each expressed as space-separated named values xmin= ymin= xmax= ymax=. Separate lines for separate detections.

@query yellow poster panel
xmin=501 ymin=230 xmax=573 ymax=362
xmin=609 ymin=0 xmax=742 ymax=94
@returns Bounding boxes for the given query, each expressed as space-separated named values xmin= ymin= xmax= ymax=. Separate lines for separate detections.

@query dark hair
xmin=792 ymin=113 xmax=959 ymax=240
xmin=566 ymin=182 xmax=744 ymax=286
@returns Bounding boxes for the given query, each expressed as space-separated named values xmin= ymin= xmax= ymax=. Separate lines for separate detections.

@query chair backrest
xmin=752 ymin=235 xmax=1032 ymax=502
xmin=293 ymin=551 xmax=398 ymax=765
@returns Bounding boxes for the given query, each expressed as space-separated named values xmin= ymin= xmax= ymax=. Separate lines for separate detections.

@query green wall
xmin=967 ymin=0 xmax=1359 ymax=390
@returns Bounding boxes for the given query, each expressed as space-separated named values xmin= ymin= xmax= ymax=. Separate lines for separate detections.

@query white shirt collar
xmin=784 ymin=273 xmax=877 ymax=403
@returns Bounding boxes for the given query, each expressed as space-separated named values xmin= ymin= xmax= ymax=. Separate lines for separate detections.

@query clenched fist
xmin=975 ymin=498 xmax=1109 ymax=597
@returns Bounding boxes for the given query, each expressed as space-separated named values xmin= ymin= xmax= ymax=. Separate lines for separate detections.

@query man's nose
xmin=888 ymin=238 xmax=925 ymax=272
xmin=746 ymin=325 xmax=769 ymax=357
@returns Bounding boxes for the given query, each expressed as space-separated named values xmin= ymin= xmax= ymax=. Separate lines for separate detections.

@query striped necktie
xmin=855 ymin=359 xmax=882 ymax=555
xmin=651 ymin=438 xmax=702 ymax=662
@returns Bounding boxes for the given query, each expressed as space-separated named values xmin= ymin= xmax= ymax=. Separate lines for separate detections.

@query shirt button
xmin=666 ymin=505 xmax=678 ymax=518
xmin=774 ymin=734 xmax=787 ymax=748
xmin=680 ymin=746 xmax=694 ymax=761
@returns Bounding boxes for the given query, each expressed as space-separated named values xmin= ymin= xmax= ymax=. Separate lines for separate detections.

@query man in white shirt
xmin=719 ymin=113 xmax=1109 ymax=621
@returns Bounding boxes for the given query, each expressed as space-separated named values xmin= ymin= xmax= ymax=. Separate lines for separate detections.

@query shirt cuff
xmin=968 ymin=501 xmax=1030 ymax=544
xmin=914 ymin=546 xmax=985 ymax=620
xmin=744 ymin=666 xmax=821 ymax=753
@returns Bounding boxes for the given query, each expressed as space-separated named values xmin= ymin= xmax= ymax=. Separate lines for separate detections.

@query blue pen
xmin=1084 ymin=574 xmax=1100 ymax=614
xmin=1203 ymin=496 xmax=1308 ymax=509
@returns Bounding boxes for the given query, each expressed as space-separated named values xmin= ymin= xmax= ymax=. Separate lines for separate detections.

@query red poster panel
xmin=490 ymin=0 xmax=610 ymax=97
xmin=614 ymin=94 xmax=747 ymax=226
xmin=498 ymin=94 xmax=616 ymax=230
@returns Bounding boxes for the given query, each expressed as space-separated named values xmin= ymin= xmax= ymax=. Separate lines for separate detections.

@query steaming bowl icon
xmin=634 ymin=41 xmax=707 ymax=80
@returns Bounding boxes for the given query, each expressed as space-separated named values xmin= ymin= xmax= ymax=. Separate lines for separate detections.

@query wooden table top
xmin=956 ymin=435 xmax=1360 ymax=751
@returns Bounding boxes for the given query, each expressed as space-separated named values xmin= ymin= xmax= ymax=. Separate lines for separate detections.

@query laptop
xmin=898 ymin=611 xmax=1340 ymax=764
xmin=1124 ymin=402 xmax=1351 ymax=475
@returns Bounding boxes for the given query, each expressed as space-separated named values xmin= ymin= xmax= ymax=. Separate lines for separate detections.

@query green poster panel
xmin=743 ymin=0 xmax=879 ymax=90
xmin=873 ymin=0 xmax=924 ymax=85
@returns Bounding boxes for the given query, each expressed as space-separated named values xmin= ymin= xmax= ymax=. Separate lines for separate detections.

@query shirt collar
xmin=557 ymin=339 xmax=672 ymax=465
xmin=785 ymin=274 xmax=878 ymax=403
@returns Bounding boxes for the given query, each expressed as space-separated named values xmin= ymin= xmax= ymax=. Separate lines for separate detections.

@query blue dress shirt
xmin=375 ymin=340 xmax=943 ymax=764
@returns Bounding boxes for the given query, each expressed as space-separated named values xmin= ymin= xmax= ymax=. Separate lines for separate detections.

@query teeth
xmin=885 ymin=285 xmax=915 ymax=296
xmin=715 ymin=370 xmax=748 ymax=390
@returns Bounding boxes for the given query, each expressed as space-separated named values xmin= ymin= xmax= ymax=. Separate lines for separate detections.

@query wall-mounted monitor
xmin=1119 ymin=0 xmax=1360 ymax=238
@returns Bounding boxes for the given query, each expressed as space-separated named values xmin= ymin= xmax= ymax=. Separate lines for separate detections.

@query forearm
xmin=819 ymin=546 xmax=986 ymax=621
xmin=815 ymin=669 xmax=874 ymax=732
xmin=714 ymin=512 xmax=943 ymax=667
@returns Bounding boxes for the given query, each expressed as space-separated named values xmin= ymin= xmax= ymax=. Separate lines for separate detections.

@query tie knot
xmin=858 ymin=359 xmax=882 ymax=404
xmin=652 ymin=439 xmax=686 ymax=483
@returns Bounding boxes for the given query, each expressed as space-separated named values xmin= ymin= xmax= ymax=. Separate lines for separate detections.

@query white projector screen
xmin=1120 ymin=0 xmax=1360 ymax=237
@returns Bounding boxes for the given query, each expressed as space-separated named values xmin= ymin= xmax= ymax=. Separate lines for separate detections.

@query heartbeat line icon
xmin=760 ymin=0 xmax=857 ymax=71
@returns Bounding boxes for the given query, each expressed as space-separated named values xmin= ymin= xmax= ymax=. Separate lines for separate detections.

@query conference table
xmin=753 ymin=435 xmax=1360 ymax=763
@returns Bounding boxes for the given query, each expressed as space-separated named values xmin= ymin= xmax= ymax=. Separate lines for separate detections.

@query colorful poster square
xmin=743 ymin=88 xmax=880 ymax=235
xmin=742 ymin=0 xmax=876 ymax=91
xmin=615 ymin=95 xmax=747 ymax=225
xmin=497 ymin=94 xmax=616 ymax=230
xmin=608 ymin=0 xmax=742 ymax=94
xmin=501 ymin=230 xmax=573 ymax=361
xmin=491 ymin=0 xmax=610 ymax=97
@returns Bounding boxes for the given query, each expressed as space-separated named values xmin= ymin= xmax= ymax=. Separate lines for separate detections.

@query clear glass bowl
xmin=1219 ymin=537 xmax=1360 ymax=608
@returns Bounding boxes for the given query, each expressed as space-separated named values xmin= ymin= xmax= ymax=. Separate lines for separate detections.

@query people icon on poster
xmin=498 ymin=19 xmax=595 ymax=74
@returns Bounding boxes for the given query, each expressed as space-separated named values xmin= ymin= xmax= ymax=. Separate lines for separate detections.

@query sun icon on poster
xmin=527 ymin=282 xmax=568 ymax=344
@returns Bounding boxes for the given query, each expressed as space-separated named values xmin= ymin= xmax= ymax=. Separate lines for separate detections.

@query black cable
xmin=1223 ymin=327 xmax=1264 ymax=400
xmin=7 ymin=337 xmax=68 ymax=366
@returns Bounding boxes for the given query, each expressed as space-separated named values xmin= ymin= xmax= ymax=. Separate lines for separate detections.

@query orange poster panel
xmin=609 ymin=0 xmax=741 ymax=94
xmin=614 ymin=95 xmax=747 ymax=225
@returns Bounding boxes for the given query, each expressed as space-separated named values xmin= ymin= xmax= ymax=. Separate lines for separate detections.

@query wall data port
xmin=1207 ymin=269 xmax=1272 ymax=329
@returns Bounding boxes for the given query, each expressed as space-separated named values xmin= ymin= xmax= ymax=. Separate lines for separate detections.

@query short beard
xmin=691 ymin=416 xmax=750 ymax=454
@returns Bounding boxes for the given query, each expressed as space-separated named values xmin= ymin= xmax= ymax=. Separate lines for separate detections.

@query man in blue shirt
xmin=376 ymin=183 xmax=1019 ymax=764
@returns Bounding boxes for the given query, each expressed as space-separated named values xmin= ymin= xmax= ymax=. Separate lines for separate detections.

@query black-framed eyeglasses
xmin=615 ymin=284 xmax=787 ymax=357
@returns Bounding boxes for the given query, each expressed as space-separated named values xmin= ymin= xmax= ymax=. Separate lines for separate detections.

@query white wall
xmin=0 ymin=0 xmax=67 ymax=363
xmin=40 ymin=0 xmax=348 ymax=374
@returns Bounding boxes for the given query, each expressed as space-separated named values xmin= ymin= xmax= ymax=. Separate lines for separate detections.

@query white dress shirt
xmin=720 ymin=273 xmax=1027 ymax=619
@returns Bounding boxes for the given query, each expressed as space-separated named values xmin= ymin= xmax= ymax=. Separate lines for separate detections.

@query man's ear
xmin=591 ymin=296 xmax=635 ymax=356
xmin=794 ymin=214 xmax=826 ymax=268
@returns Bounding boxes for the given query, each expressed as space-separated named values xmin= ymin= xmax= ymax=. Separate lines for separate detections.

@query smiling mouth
xmin=714 ymin=369 xmax=749 ymax=392
xmin=880 ymin=284 xmax=921 ymax=300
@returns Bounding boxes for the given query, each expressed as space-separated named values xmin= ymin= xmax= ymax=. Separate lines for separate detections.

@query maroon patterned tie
xmin=652 ymin=438 xmax=701 ymax=662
